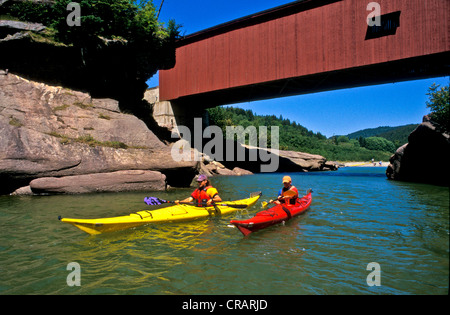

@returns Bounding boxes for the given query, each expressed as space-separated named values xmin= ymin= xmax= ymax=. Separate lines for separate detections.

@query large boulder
xmin=195 ymin=139 xmax=339 ymax=174
xmin=277 ymin=149 xmax=334 ymax=171
xmin=237 ymin=145 xmax=338 ymax=172
xmin=28 ymin=170 xmax=166 ymax=194
xmin=386 ymin=116 xmax=450 ymax=186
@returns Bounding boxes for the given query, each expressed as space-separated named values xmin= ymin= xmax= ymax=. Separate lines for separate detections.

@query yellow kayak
xmin=60 ymin=192 xmax=261 ymax=235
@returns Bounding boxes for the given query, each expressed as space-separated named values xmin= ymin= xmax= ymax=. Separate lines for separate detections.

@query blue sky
xmin=148 ymin=0 xmax=449 ymax=137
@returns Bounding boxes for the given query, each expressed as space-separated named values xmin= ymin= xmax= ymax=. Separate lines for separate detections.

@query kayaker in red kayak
xmin=270 ymin=176 xmax=299 ymax=205
xmin=175 ymin=174 xmax=222 ymax=206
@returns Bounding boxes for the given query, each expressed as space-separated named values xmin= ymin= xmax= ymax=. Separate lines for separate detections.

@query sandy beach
xmin=342 ymin=161 xmax=389 ymax=167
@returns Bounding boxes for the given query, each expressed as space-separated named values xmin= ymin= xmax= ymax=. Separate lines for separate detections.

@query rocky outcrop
xmin=27 ymin=170 xmax=166 ymax=194
xmin=197 ymin=142 xmax=337 ymax=175
xmin=0 ymin=14 xmax=177 ymax=152
xmin=0 ymin=20 xmax=46 ymax=36
xmin=234 ymin=145 xmax=337 ymax=172
xmin=0 ymin=73 xmax=197 ymax=194
xmin=199 ymin=157 xmax=254 ymax=177
xmin=277 ymin=149 xmax=338 ymax=172
xmin=386 ymin=116 xmax=450 ymax=186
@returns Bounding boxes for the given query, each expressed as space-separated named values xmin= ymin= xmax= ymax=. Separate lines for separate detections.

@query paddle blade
xmin=144 ymin=197 xmax=165 ymax=205
xmin=282 ymin=190 xmax=297 ymax=197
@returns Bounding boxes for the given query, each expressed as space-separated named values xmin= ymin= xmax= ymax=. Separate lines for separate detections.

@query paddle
xmin=144 ymin=197 xmax=248 ymax=209
xmin=261 ymin=189 xmax=297 ymax=208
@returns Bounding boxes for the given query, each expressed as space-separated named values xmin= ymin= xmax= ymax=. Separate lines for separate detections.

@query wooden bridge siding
xmin=160 ymin=0 xmax=449 ymax=102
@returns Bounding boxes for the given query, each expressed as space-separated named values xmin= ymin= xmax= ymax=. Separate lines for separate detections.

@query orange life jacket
xmin=191 ymin=186 xmax=218 ymax=206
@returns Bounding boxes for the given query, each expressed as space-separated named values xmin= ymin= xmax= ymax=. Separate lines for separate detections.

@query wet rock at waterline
xmin=26 ymin=170 xmax=167 ymax=194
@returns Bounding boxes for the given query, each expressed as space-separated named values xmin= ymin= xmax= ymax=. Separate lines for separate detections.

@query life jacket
xmin=191 ymin=186 xmax=218 ymax=206
xmin=278 ymin=185 xmax=299 ymax=205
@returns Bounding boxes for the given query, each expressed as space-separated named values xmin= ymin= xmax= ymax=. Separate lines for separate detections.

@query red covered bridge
xmin=159 ymin=0 xmax=449 ymax=107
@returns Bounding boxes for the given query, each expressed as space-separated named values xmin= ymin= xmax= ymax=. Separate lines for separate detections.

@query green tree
xmin=358 ymin=136 xmax=367 ymax=147
xmin=350 ymin=139 xmax=360 ymax=147
xmin=4 ymin=0 xmax=180 ymax=46
xmin=426 ymin=83 xmax=449 ymax=134
xmin=337 ymin=135 xmax=350 ymax=144
xmin=54 ymin=0 xmax=179 ymax=44
xmin=2 ymin=0 xmax=55 ymax=25
xmin=364 ymin=137 xmax=396 ymax=153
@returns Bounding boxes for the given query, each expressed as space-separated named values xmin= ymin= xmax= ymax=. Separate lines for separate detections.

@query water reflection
xmin=0 ymin=167 xmax=448 ymax=294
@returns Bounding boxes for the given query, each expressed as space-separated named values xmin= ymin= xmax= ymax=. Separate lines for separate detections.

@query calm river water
xmin=0 ymin=167 xmax=448 ymax=295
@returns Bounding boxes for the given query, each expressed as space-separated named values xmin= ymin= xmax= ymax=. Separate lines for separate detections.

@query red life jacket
xmin=191 ymin=186 xmax=216 ymax=206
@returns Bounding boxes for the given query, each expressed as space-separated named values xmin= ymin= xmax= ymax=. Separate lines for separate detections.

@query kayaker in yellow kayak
xmin=270 ymin=176 xmax=299 ymax=205
xmin=175 ymin=174 xmax=222 ymax=206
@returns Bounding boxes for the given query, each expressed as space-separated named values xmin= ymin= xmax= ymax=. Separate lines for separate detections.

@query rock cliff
xmin=386 ymin=116 xmax=450 ymax=186
xmin=0 ymin=73 xmax=197 ymax=194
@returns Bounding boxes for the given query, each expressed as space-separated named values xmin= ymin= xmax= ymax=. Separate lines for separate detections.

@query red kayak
xmin=230 ymin=189 xmax=312 ymax=236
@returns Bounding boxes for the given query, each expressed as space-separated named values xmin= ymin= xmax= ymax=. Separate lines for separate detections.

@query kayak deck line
xmin=59 ymin=192 xmax=262 ymax=235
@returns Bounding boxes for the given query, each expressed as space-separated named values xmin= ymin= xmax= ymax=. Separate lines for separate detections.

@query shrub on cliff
xmin=53 ymin=0 xmax=179 ymax=46
xmin=3 ymin=0 xmax=180 ymax=46
xmin=1 ymin=1 xmax=52 ymax=24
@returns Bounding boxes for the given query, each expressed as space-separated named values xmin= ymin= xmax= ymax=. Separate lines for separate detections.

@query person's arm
xmin=175 ymin=196 xmax=194 ymax=204
xmin=268 ymin=188 xmax=281 ymax=204
xmin=205 ymin=188 xmax=221 ymax=205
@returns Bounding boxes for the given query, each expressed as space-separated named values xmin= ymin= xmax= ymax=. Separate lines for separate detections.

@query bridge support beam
xmin=144 ymin=87 xmax=209 ymax=139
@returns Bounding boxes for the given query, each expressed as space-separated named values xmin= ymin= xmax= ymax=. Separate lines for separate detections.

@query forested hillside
xmin=346 ymin=124 xmax=418 ymax=148
xmin=207 ymin=106 xmax=396 ymax=161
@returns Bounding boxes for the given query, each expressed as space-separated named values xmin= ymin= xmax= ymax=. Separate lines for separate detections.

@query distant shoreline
xmin=341 ymin=161 xmax=389 ymax=167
